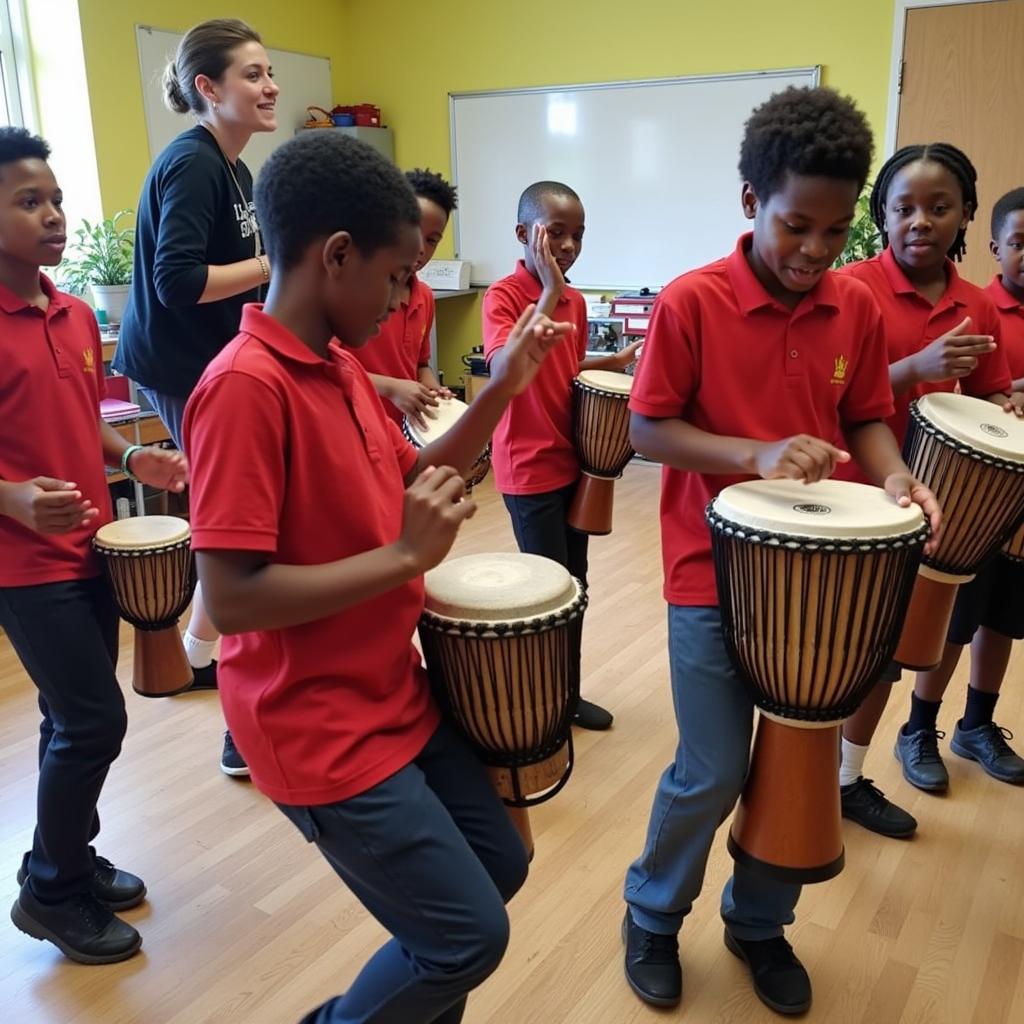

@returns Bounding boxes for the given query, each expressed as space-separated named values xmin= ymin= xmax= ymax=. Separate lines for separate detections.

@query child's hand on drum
xmin=610 ymin=339 xmax=643 ymax=371
xmin=129 ymin=446 xmax=189 ymax=493
xmin=913 ymin=317 xmax=995 ymax=383
xmin=398 ymin=465 xmax=476 ymax=571
xmin=884 ymin=473 xmax=943 ymax=556
xmin=491 ymin=303 xmax=574 ymax=397
xmin=388 ymin=379 xmax=441 ymax=431
xmin=0 ymin=477 xmax=99 ymax=534
xmin=997 ymin=391 xmax=1024 ymax=418
xmin=754 ymin=435 xmax=851 ymax=484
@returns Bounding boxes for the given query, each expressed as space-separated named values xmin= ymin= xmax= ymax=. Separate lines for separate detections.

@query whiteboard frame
xmin=449 ymin=65 xmax=821 ymax=290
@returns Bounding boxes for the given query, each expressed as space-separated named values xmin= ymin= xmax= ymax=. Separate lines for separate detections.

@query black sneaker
xmin=220 ymin=730 xmax=250 ymax=777
xmin=17 ymin=853 xmax=146 ymax=911
xmin=574 ymin=698 xmax=613 ymax=731
xmin=840 ymin=777 xmax=917 ymax=838
xmin=621 ymin=909 xmax=681 ymax=1007
xmin=724 ymin=929 xmax=811 ymax=1015
xmin=11 ymin=882 xmax=142 ymax=964
xmin=894 ymin=725 xmax=949 ymax=792
xmin=950 ymin=720 xmax=1024 ymax=784
xmin=188 ymin=660 xmax=219 ymax=691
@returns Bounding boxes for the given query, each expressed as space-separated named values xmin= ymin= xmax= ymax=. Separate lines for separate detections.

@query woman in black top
xmin=115 ymin=19 xmax=277 ymax=777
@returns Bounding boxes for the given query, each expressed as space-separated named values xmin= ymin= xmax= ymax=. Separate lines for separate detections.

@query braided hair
xmin=870 ymin=143 xmax=978 ymax=261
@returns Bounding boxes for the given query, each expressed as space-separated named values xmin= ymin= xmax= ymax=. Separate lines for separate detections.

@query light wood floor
xmin=2 ymin=462 xmax=1023 ymax=1024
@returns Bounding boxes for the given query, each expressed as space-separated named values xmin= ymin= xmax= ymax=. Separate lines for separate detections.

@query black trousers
xmin=0 ymin=575 xmax=126 ymax=902
xmin=502 ymin=482 xmax=589 ymax=587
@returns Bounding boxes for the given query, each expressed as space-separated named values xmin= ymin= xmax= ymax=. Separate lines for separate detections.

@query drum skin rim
xmin=705 ymin=506 xmax=930 ymax=552
xmin=709 ymin=479 xmax=926 ymax=541
xmin=913 ymin=394 xmax=1024 ymax=466
xmin=419 ymin=584 xmax=587 ymax=634
xmin=573 ymin=371 xmax=633 ymax=397
xmin=93 ymin=514 xmax=191 ymax=551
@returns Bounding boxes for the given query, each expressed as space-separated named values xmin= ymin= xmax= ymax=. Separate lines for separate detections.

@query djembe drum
xmin=895 ymin=393 xmax=1024 ymax=670
xmin=403 ymin=396 xmax=491 ymax=491
xmin=1003 ymin=518 xmax=1024 ymax=562
xmin=708 ymin=479 xmax=927 ymax=882
xmin=568 ymin=370 xmax=634 ymax=535
xmin=418 ymin=552 xmax=587 ymax=854
xmin=93 ymin=516 xmax=196 ymax=697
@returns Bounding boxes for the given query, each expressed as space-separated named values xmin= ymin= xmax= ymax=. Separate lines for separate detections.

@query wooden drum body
xmin=418 ymin=553 xmax=587 ymax=854
xmin=708 ymin=480 xmax=926 ymax=883
xmin=403 ymin=396 xmax=491 ymax=491
xmin=1002 ymin=519 xmax=1024 ymax=562
xmin=896 ymin=393 xmax=1024 ymax=670
xmin=93 ymin=516 xmax=196 ymax=697
xmin=568 ymin=370 xmax=634 ymax=536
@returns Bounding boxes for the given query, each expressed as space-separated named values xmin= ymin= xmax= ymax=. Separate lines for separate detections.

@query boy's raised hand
xmin=129 ymin=446 xmax=189 ymax=493
xmin=913 ymin=317 xmax=995 ymax=383
xmin=0 ymin=477 xmax=100 ymax=535
xmin=491 ymin=303 xmax=575 ymax=397
xmin=754 ymin=435 xmax=851 ymax=484
xmin=397 ymin=465 xmax=476 ymax=572
xmin=531 ymin=223 xmax=565 ymax=298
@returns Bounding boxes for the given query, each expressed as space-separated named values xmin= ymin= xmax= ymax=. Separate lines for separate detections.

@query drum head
xmin=424 ymin=552 xmax=579 ymax=622
xmin=405 ymin=397 xmax=469 ymax=447
xmin=915 ymin=393 xmax=1024 ymax=462
xmin=711 ymin=479 xmax=924 ymax=540
xmin=94 ymin=515 xmax=191 ymax=551
xmin=575 ymin=369 xmax=633 ymax=395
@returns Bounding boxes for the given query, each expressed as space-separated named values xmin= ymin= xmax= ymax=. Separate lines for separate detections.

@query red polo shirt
xmin=985 ymin=275 xmax=1024 ymax=379
xmin=0 ymin=277 xmax=111 ymax=586
xmin=352 ymin=274 xmax=435 ymax=424
xmin=838 ymin=248 xmax=1011 ymax=444
xmin=630 ymin=234 xmax=894 ymax=607
xmin=183 ymin=305 xmax=439 ymax=806
xmin=482 ymin=260 xmax=587 ymax=494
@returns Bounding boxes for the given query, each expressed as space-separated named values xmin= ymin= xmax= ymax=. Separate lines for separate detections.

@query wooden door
xmin=896 ymin=0 xmax=1024 ymax=285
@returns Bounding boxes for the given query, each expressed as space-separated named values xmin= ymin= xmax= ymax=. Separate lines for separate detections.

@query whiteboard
xmin=450 ymin=67 xmax=821 ymax=289
xmin=135 ymin=25 xmax=332 ymax=177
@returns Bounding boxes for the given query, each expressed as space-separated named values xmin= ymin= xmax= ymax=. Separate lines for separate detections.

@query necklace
xmin=201 ymin=123 xmax=261 ymax=258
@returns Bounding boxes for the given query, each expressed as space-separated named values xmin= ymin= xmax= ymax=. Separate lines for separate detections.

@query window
xmin=0 ymin=0 xmax=32 ymax=127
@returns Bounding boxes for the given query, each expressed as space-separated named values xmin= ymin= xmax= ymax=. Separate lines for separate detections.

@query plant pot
xmin=91 ymin=283 xmax=130 ymax=323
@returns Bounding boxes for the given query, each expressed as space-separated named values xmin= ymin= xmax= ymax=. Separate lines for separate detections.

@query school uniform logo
xmin=831 ymin=354 xmax=848 ymax=385
xmin=83 ymin=348 xmax=95 ymax=374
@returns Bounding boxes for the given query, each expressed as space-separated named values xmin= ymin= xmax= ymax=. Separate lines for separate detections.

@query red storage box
xmin=352 ymin=103 xmax=381 ymax=127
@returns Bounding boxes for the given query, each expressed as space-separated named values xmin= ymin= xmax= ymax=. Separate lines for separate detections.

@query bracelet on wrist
xmin=121 ymin=444 xmax=145 ymax=483
xmin=256 ymin=254 xmax=269 ymax=281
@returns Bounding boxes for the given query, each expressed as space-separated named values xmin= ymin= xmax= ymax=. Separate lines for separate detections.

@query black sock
xmin=907 ymin=693 xmax=941 ymax=734
xmin=961 ymin=687 xmax=999 ymax=731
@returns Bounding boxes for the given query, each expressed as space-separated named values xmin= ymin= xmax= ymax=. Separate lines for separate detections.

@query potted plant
xmin=834 ymin=189 xmax=882 ymax=268
xmin=58 ymin=210 xmax=135 ymax=323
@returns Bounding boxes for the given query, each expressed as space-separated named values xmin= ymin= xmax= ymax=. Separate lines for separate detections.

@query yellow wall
xmin=344 ymin=0 xmax=897 ymax=385
xmin=77 ymin=0 xmax=350 ymax=217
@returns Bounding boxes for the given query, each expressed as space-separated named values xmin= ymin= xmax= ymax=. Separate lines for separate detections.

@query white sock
xmin=839 ymin=738 xmax=870 ymax=787
xmin=183 ymin=632 xmax=217 ymax=669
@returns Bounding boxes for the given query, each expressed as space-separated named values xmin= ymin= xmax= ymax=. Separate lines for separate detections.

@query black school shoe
xmin=17 ymin=852 xmax=147 ymax=911
xmin=220 ymin=730 xmax=250 ymax=777
xmin=840 ymin=777 xmax=918 ymax=838
xmin=574 ymin=697 xmax=613 ymax=731
xmin=950 ymin=720 xmax=1024 ymax=784
xmin=621 ymin=909 xmax=682 ymax=1007
xmin=188 ymin=660 xmax=219 ymax=691
xmin=724 ymin=929 xmax=812 ymax=1016
xmin=894 ymin=726 xmax=949 ymax=792
xmin=10 ymin=882 xmax=142 ymax=964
